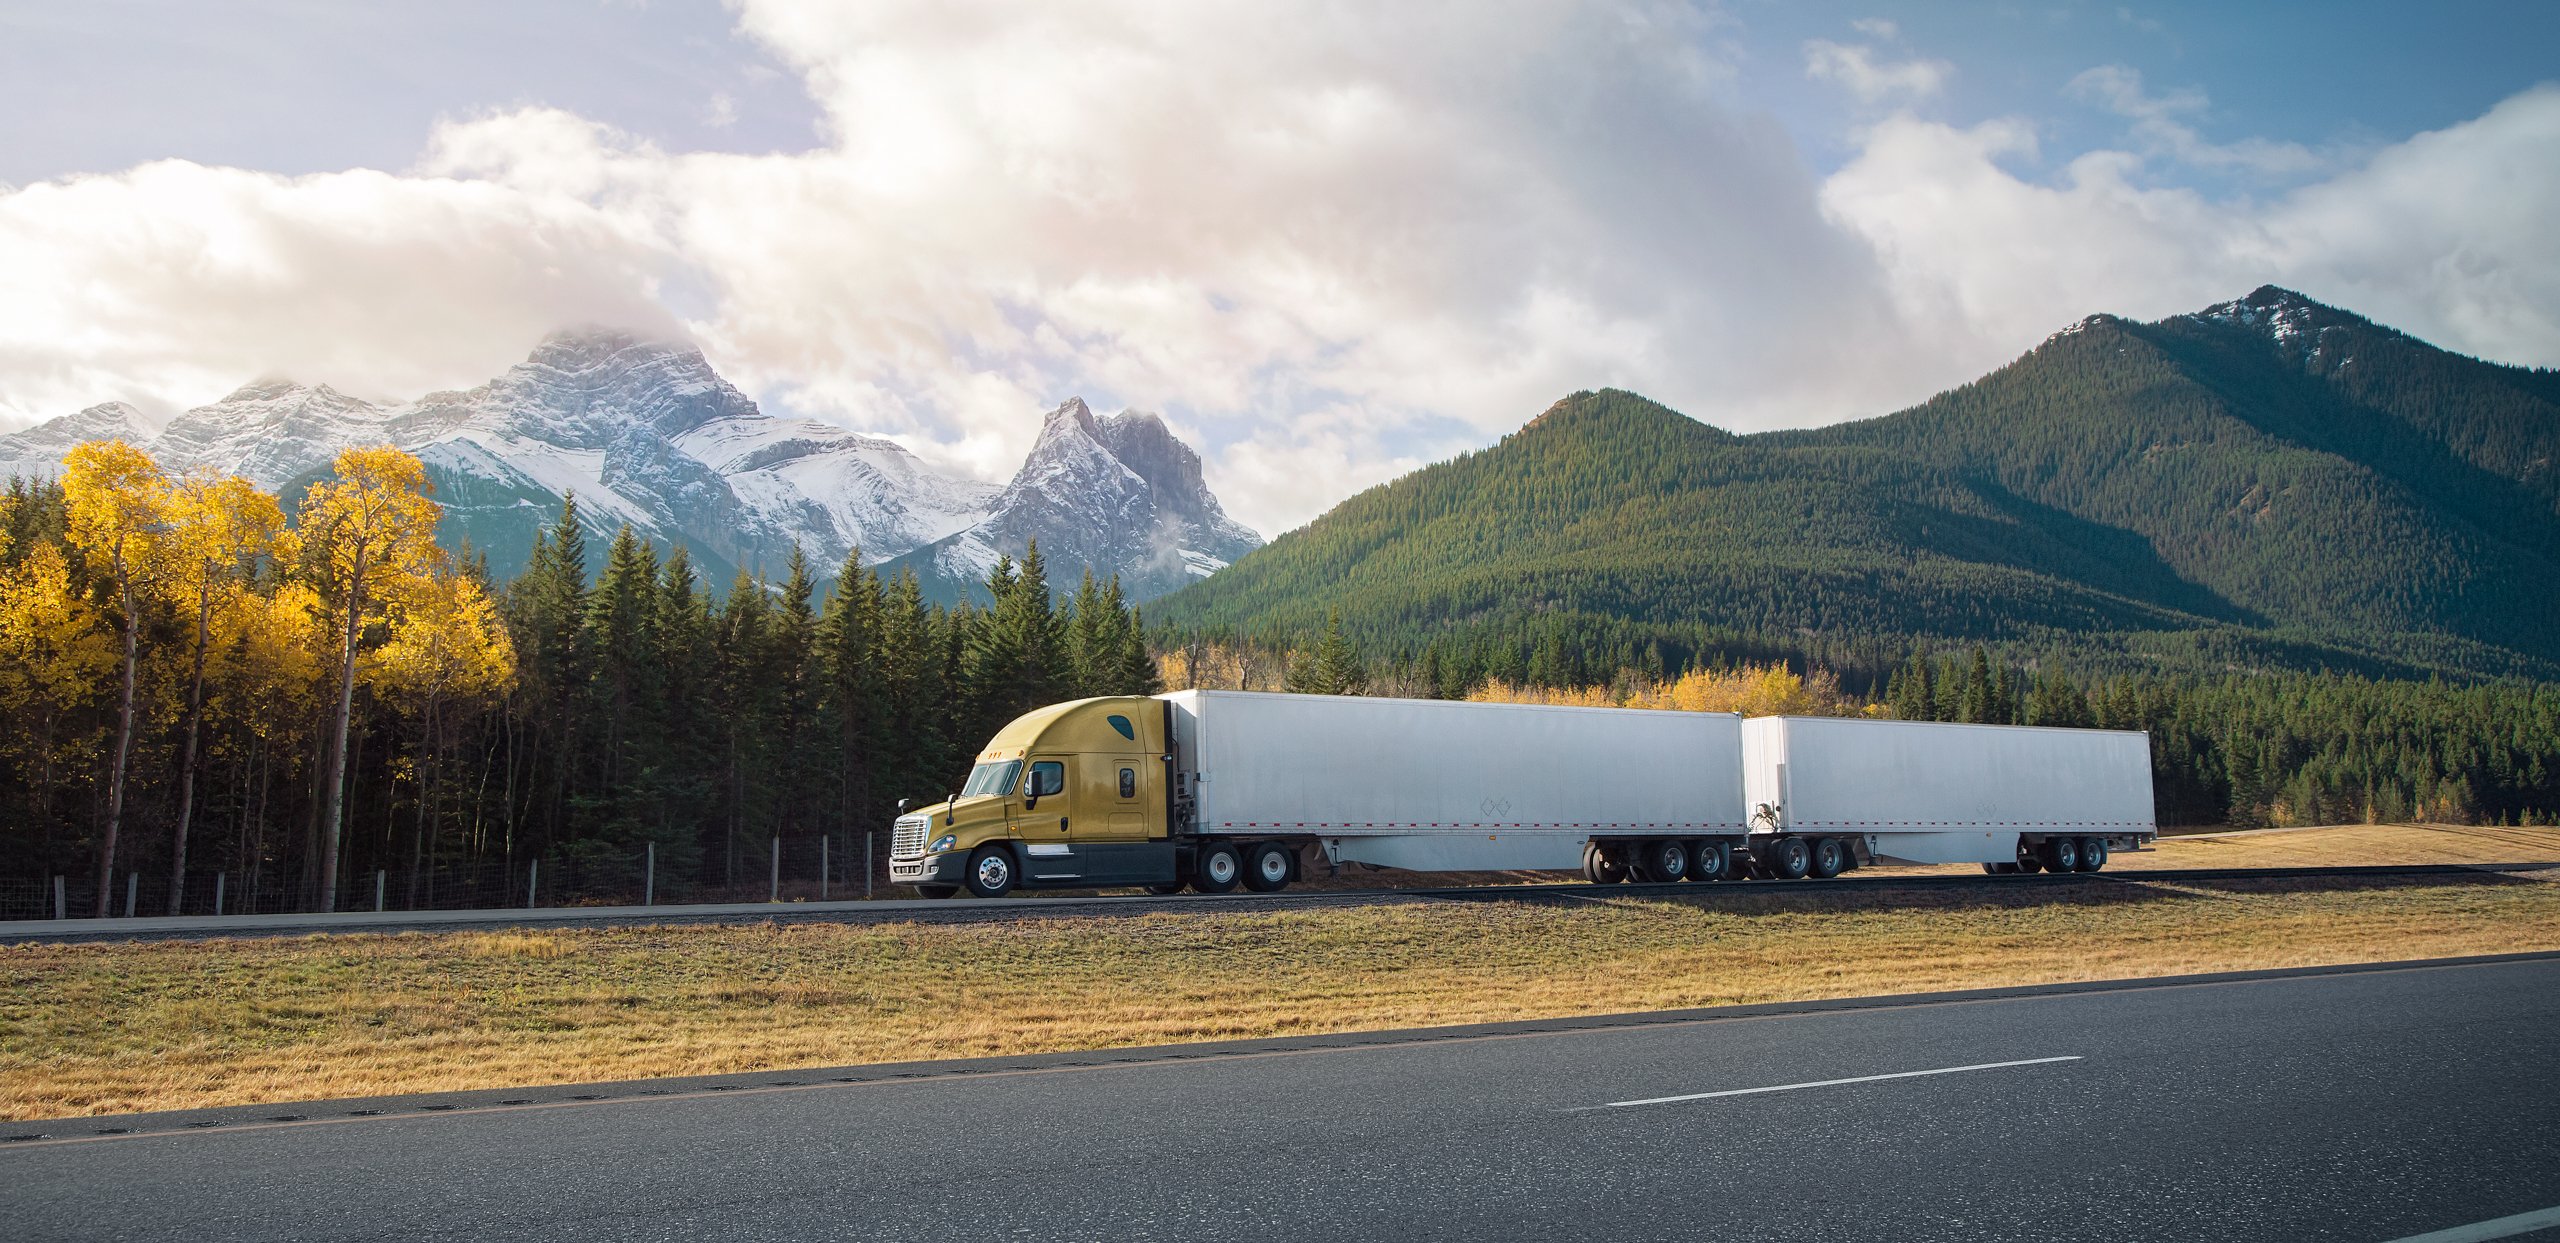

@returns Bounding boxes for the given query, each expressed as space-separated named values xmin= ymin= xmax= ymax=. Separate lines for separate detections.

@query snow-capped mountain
xmin=0 ymin=332 xmax=1256 ymax=600
xmin=882 ymin=397 xmax=1265 ymax=603
xmin=0 ymin=401 xmax=158 ymax=480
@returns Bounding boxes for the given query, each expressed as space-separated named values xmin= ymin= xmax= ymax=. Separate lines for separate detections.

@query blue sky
xmin=2 ymin=1 xmax=2555 ymax=534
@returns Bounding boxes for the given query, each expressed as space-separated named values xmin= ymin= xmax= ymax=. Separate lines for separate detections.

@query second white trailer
xmin=1740 ymin=715 xmax=2157 ymax=869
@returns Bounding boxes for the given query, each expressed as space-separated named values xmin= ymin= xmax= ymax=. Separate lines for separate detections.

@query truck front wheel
xmin=915 ymin=884 xmax=960 ymax=899
xmin=1194 ymin=843 xmax=1243 ymax=894
xmin=1243 ymin=842 xmax=1294 ymax=892
xmin=964 ymin=846 xmax=1017 ymax=898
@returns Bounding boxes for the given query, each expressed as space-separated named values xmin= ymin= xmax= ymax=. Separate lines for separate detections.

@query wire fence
xmin=0 ymin=831 xmax=888 ymax=922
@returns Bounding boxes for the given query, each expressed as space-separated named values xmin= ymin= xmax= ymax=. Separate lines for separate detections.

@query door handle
xmin=1060 ymin=817 xmax=1069 ymax=831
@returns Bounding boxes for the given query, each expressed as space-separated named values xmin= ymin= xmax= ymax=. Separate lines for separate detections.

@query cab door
xmin=1065 ymin=754 xmax=1173 ymax=885
xmin=1017 ymin=756 xmax=1076 ymax=882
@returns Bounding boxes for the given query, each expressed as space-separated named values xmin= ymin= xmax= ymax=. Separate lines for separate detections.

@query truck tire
xmin=1244 ymin=842 xmax=1294 ymax=892
xmin=916 ymin=884 xmax=960 ymax=899
xmin=1808 ymin=837 xmax=1847 ymax=879
xmin=2013 ymin=840 xmax=2045 ymax=874
xmin=1688 ymin=839 xmax=1730 ymax=882
xmin=963 ymin=846 xmax=1017 ymax=898
xmin=1144 ymin=881 xmax=1187 ymax=895
xmin=2039 ymin=836 xmax=2080 ymax=874
xmin=1194 ymin=843 xmax=1243 ymax=894
xmin=1762 ymin=836 xmax=1812 ymax=880
xmin=1582 ymin=842 xmax=1630 ymax=885
xmin=1982 ymin=862 xmax=2015 ymax=875
xmin=2077 ymin=837 xmax=2109 ymax=872
xmin=1633 ymin=839 xmax=1689 ymax=884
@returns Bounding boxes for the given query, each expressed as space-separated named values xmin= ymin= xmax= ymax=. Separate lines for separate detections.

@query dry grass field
xmin=7 ymin=865 xmax=2557 ymax=1120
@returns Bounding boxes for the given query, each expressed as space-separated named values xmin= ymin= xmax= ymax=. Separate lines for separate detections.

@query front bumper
xmin=891 ymin=851 xmax=964 ymax=885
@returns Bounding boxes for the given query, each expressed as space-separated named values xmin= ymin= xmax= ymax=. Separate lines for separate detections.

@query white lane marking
xmin=1596 ymin=1056 xmax=2083 ymax=1109
xmin=2383 ymin=1205 xmax=2560 ymax=1243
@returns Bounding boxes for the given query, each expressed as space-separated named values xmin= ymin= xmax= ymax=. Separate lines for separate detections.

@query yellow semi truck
xmin=888 ymin=690 xmax=2156 ymax=897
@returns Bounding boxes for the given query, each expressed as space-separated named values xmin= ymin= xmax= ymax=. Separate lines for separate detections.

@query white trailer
xmin=1165 ymin=690 xmax=1745 ymax=879
xmin=1739 ymin=715 xmax=2156 ymax=873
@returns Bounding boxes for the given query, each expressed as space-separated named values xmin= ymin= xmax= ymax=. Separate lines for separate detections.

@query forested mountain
xmin=1155 ymin=288 xmax=2560 ymax=684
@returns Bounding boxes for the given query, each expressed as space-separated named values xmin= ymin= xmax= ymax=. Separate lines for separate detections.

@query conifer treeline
xmin=0 ymin=449 xmax=1157 ymax=911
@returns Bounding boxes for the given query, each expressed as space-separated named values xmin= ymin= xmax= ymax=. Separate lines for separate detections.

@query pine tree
xmin=1286 ymin=608 xmax=1368 ymax=695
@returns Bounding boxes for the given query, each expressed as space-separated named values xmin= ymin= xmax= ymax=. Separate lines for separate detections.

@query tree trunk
xmin=317 ymin=547 xmax=369 ymax=913
xmin=94 ymin=568 xmax=140 ymax=918
xmin=168 ymin=588 xmax=214 ymax=914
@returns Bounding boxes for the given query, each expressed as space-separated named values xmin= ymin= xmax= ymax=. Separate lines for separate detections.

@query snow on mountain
xmin=0 ymin=332 xmax=1255 ymax=600
xmin=151 ymin=380 xmax=394 ymax=490
xmin=0 ymin=401 xmax=158 ymax=480
xmin=882 ymin=397 xmax=1263 ymax=602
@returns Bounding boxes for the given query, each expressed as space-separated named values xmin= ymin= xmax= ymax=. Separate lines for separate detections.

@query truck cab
xmin=889 ymin=696 xmax=1176 ymax=897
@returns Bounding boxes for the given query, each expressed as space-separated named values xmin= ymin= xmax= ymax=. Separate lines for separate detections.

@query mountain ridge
xmin=1153 ymin=286 xmax=2560 ymax=682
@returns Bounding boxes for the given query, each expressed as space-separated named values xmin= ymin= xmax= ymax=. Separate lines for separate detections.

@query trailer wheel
xmin=2077 ymin=837 xmax=2109 ymax=872
xmin=915 ymin=884 xmax=960 ymax=899
xmin=1243 ymin=842 xmax=1294 ymax=892
xmin=1762 ymin=836 xmax=1812 ymax=880
xmin=1193 ymin=843 xmax=1243 ymax=894
xmin=1688 ymin=840 xmax=1730 ymax=882
xmin=1807 ymin=837 xmax=1847 ymax=879
xmin=2039 ymin=836 xmax=2081 ymax=874
xmin=1582 ymin=842 xmax=1630 ymax=885
xmin=1633 ymin=839 xmax=1689 ymax=884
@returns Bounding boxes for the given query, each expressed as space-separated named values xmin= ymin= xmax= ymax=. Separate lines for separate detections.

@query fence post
xmin=769 ymin=836 xmax=780 ymax=903
xmin=125 ymin=872 xmax=139 ymax=918
xmin=644 ymin=841 xmax=655 ymax=907
xmin=865 ymin=832 xmax=874 ymax=900
xmin=375 ymin=870 xmax=386 ymax=913
xmin=821 ymin=836 xmax=830 ymax=901
xmin=214 ymin=872 xmax=225 ymax=916
xmin=527 ymin=859 xmax=539 ymax=909
xmin=53 ymin=875 xmax=66 ymax=920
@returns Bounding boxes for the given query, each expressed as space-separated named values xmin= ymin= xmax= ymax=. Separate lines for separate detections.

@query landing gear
xmin=1193 ymin=843 xmax=1243 ymax=894
xmin=1687 ymin=839 xmax=1731 ymax=882
xmin=1243 ymin=841 xmax=1295 ymax=892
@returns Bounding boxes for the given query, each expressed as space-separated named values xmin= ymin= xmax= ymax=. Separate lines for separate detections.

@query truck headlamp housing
xmin=929 ymin=834 xmax=957 ymax=854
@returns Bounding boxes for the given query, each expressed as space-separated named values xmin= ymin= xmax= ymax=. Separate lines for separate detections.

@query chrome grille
xmin=891 ymin=815 xmax=929 ymax=860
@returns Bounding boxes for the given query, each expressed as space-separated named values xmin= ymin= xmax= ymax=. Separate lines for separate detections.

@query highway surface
xmin=6 ymin=861 xmax=2550 ymax=944
xmin=7 ymin=953 xmax=2559 ymax=1241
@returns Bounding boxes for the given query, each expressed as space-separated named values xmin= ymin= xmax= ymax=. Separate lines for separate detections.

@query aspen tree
xmin=60 ymin=441 xmax=171 ymax=915
xmin=297 ymin=446 xmax=443 ymax=912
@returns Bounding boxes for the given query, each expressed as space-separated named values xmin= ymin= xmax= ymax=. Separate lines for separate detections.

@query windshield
xmin=960 ymin=759 xmax=1023 ymax=798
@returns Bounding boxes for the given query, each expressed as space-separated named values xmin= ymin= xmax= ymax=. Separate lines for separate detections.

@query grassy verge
xmin=6 ymin=870 xmax=2557 ymax=1119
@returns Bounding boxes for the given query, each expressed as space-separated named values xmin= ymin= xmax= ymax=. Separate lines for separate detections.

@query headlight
xmin=929 ymin=834 xmax=957 ymax=853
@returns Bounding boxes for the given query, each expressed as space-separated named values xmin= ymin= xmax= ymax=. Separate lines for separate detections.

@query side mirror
xmin=1023 ymin=789 xmax=1039 ymax=811
xmin=896 ymin=798 xmax=913 ymax=815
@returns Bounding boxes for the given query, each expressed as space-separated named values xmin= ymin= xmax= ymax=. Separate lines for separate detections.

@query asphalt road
xmin=7 ymin=954 xmax=2560 ymax=1242
xmin=8 ymin=862 xmax=2550 ymax=944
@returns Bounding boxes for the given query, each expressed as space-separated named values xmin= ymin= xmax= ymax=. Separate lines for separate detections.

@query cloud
xmin=1804 ymin=39 xmax=1951 ymax=103
xmin=1818 ymin=83 xmax=2560 ymax=384
xmin=0 ymin=1 xmax=2554 ymax=540
xmin=2067 ymin=64 xmax=2322 ymax=175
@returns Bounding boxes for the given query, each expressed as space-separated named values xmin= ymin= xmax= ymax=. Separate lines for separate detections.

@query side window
xmin=1029 ymin=760 xmax=1065 ymax=798
xmin=1107 ymin=714 xmax=1136 ymax=741
xmin=1119 ymin=767 xmax=1137 ymax=799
